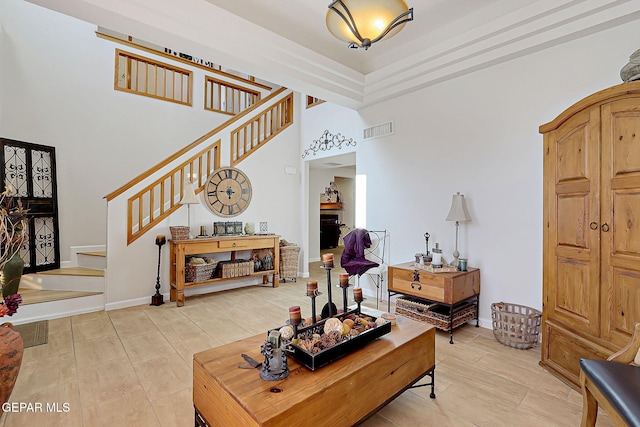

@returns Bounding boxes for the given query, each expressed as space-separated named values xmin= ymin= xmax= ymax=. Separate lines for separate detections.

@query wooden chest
xmin=388 ymin=262 xmax=480 ymax=305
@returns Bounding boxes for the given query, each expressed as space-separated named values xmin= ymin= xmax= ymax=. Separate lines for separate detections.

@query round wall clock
xmin=204 ymin=167 xmax=252 ymax=217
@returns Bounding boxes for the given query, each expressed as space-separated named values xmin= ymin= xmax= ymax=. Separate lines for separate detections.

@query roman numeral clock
xmin=204 ymin=167 xmax=252 ymax=217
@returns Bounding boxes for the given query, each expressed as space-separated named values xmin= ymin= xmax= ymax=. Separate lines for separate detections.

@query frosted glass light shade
xmin=446 ymin=192 xmax=471 ymax=222
xmin=326 ymin=0 xmax=412 ymax=48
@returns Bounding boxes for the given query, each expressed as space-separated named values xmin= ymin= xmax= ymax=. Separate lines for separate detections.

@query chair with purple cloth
xmin=340 ymin=228 xmax=387 ymax=308
xmin=579 ymin=322 xmax=640 ymax=427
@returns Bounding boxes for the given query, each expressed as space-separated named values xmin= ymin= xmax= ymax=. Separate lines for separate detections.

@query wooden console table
xmin=389 ymin=262 xmax=480 ymax=343
xmin=169 ymin=235 xmax=279 ymax=307
xmin=193 ymin=314 xmax=435 ymax=427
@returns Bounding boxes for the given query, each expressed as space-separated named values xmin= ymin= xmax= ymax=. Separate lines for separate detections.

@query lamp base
xmin=150 ymin=293 xmax=164 ymax=306
xmin=450 ymin=248 xmax=460 ymax=267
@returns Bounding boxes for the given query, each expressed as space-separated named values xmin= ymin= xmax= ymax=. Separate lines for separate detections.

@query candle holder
xmin=339 ymin=273 xmax=350 ymax=313
xmin=353 ymin=287 xmax=363 ymax=314
xmin=289 ymin=306 xmax=302 ymax=340
xmin=260 ymin=330 xmax=289 ymax=381
xmin=306 ymin=281 xmax=320 ymax=325
xmin=320 ymin=264 xmax=338 ymax=318
xmin=151 ymin=235 xmax=166 ymax=306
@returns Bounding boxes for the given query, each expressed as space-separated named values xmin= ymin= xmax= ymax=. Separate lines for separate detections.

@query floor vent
xmin=363 ymin=121 xmax=394 ymax=140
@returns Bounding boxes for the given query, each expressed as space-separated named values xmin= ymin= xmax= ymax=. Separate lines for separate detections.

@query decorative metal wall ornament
xmin=302 ymin=130 xmax=357 ymax=158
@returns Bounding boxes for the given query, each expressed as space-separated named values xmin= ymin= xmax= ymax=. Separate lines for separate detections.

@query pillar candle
xmin=339 ymin=273 xmax=349 ymax=288
xmin=306 ymin=281 xmax=318 ymax=296
xmin=431 ymin=252 xmax=442 ymax=266
xmin=289 ymin=306 xmax=302 ymax=325
xmin=322 ymin=253 xmax=334 ymax=268
xmin=353 ymin=287 xmax=363 ymax=302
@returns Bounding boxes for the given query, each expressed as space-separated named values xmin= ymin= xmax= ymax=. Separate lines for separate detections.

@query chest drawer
xmin=389 ymin=264 xmax=480 ymax=304
xmin=390 ymin=268 xmax=445 ymax=301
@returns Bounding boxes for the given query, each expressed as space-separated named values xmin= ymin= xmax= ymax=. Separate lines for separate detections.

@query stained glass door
xmin=0 ymin=138 xmax=59 ymax=273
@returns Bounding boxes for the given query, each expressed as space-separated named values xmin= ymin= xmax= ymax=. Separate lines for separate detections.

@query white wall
xmin=0 ymin=0 xmax=229 ymax=260
xmin=357 ymin=19 xmax=640 ymax=324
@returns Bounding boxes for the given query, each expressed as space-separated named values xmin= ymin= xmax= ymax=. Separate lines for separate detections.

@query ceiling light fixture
xmin=326 ymin=0 xmax=414 ymax=50
xmin=302 ymin=130 xmax=357 ymax=158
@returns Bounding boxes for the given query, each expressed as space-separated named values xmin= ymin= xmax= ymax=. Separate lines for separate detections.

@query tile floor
xmin=0 ymin=256 xmax=614 ymax=427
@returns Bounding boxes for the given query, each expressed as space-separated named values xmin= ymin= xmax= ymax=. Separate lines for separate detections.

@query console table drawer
xmin=218 ymin=240 xmax=250 ymax=249
xmin=217 ymin=237 xmax=275 ymax=250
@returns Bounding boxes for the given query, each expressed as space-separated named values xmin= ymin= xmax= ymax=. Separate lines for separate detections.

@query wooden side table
xmin=388 ymin=262 xmax=480 ymax=343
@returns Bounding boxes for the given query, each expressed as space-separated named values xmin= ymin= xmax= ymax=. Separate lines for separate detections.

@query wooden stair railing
xmin=205 ymin=76 xmax=261 ymax=116
xmin=126 ymin=142 xmax=220 ymax=245
xmin=105 ymin=87 xmax=292 ymax=246
xmin=231 ymin=92 xmax=294 ymax=166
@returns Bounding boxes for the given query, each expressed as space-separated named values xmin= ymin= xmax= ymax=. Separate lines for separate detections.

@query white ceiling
xmin=27 ymin=0 xmax=640 ymax=109
xmin=202 ymin=0 xmax=529 ymax=75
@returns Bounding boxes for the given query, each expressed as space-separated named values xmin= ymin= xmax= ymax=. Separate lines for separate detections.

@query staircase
xmin=11 ymin=246 xmax=106 ymax=325
xmin=7 ymin=40 xmax=296 ymax=323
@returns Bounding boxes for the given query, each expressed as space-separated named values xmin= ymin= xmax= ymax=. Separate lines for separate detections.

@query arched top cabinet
xmin=539 ymin=81 xmax=640 ymax=388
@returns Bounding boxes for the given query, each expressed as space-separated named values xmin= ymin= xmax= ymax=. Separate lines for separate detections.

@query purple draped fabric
xmin=340 ymin=228 xmax=379 ymax=276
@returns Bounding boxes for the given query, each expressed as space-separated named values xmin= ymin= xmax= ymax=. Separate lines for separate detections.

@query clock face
xmin=204 ymin=167 xmax=252 ymax=217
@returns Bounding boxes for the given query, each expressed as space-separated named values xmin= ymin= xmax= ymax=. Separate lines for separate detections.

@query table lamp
xmin=445 ymin=192 xmax=472 ymax=267
xmin=179 ymin=181 xmax=199 ymax=239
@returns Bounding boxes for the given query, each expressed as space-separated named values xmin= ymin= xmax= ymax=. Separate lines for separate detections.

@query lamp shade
xmin=179 ymin=182 xmax=199 ymax=205
xmin=446 ymin=192 xmax=471 ymax=222
xmin=326 ymin=0 xmax=411 ymax=46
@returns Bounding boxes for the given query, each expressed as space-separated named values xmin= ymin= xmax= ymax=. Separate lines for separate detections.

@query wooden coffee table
xmin=193 ymin=314 xmax=436 ymax=427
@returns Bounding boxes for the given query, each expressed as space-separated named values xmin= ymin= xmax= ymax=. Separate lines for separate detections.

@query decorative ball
xmin=323 ymin=318 xmax=343 ymax=335
xmin=279 ymin=325 xmax=294 ymax=340
xmin=324 ymin=317 xmax=342 ymax=335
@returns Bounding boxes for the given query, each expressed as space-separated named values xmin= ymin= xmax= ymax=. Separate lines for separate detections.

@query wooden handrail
xmin=105 ymin=87 xmax=287 ymax=201
xmin=97 ymin=31 xmax=272 ymax=92
xmin=231 ymin=92 xmax=294 ymax=166
xmin=205 ymin=76 xmax=261 ymax=115
xmin=115 ymin=49 xmax=193 ymax=105
xmin=127 ymin=141 xmax=220 ymax=245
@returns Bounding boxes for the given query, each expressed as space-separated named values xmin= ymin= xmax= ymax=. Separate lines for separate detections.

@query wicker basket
xmin=395 ymin=296 xmax=477 ymax=331
xmin=279 ymin=245 xmax=300 ymax=282
xmin=185 ymin=262 xmax=216 ymax=283
xmin=170 ymin=226 xmax=190 ymax=241
xmin=491 ymin=302 xmax=542 ymax=349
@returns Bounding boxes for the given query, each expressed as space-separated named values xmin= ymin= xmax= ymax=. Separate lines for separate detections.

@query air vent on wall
xmin=363 ymin=121 xmax=394 ymax=140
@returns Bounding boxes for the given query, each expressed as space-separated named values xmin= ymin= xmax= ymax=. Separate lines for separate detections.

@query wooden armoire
xmin=539 ymin=81 xmax=640 ymax=388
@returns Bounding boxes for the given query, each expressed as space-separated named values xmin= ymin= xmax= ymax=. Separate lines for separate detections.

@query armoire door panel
xmin=600 ymin=97 xmax=640 ymax=346
xmin=556 ymin=193 xmax=590 ymax=249
xmin=611 ymin=190 xmax=640 ymax=255
xmin=610 ymin=113 xmax=640 ymax=177
xmin=555 ymin=121 xmax=590 ymax=184
xmin=603 ymin=267 xmax=640 ymax=346
xmin=551 ymin=258 xmax=599 ymax=333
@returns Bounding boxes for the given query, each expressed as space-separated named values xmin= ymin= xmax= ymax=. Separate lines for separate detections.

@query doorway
xmin=0 ymin=138 xmax=60 ymax=273
xmin=308 ymin=152 xmax=356 ymax=262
